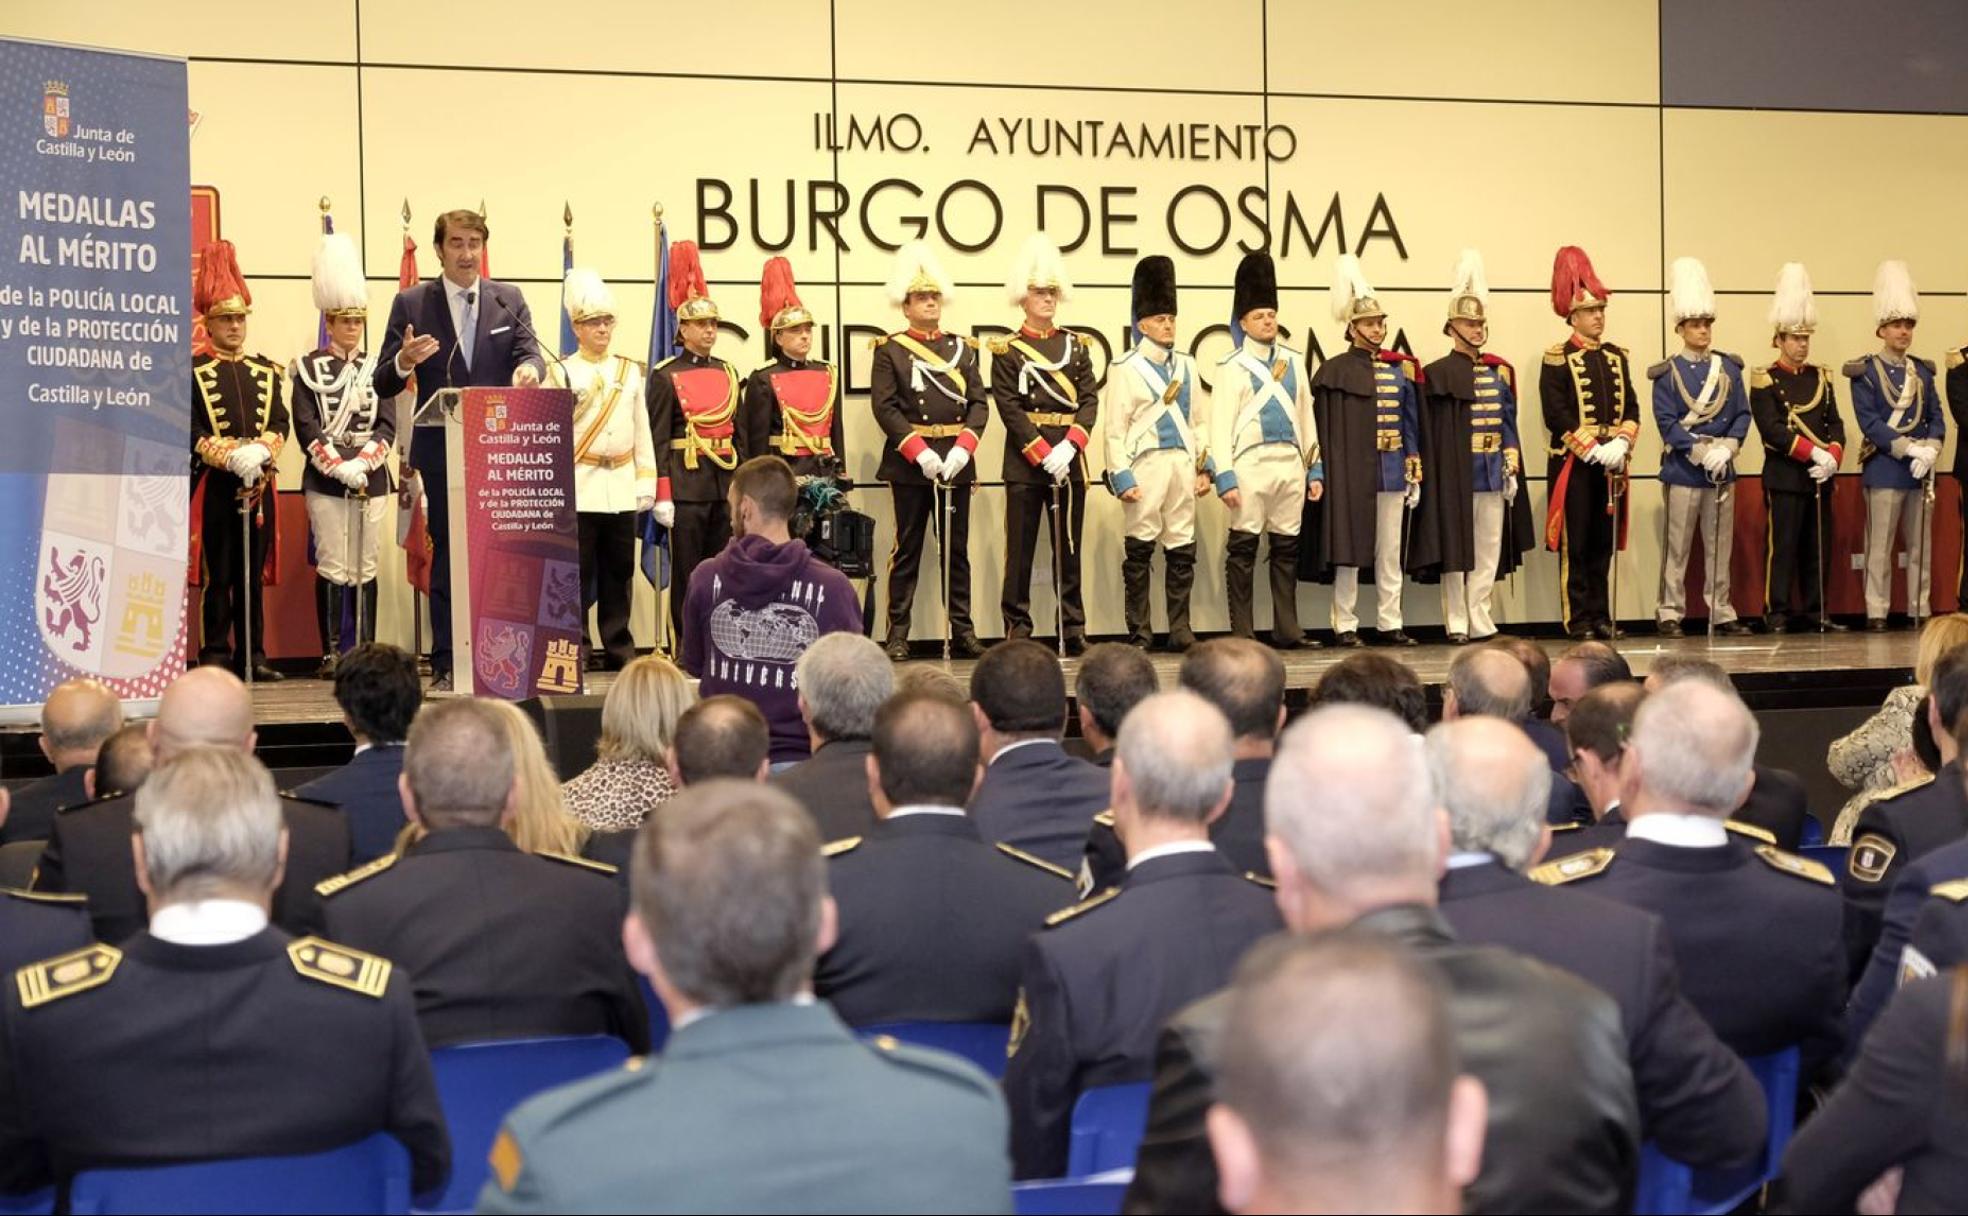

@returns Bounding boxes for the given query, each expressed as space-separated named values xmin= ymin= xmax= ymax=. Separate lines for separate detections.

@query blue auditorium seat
xmin=0 ymin=1189 xmax=52 ymax=1216
xmin=1800 ymin=845 xmax=1847 ymax=876
xmin=66 ymin=1132 xmax=409 ymax=1214
xmin=1798 ymin=815 xmax=1826 ymax=847
xmin=1012 ymin=1178 xmax=1128 ymax=1215
xmin=1634 ymin=1046 xmax=1800 ymax=1215
xmin=857 ymin=1021 xmax=1011 ymax=1077
xmin=1066 ymin=1082 xmax=1153 ymax=1177
xmin=425 ymin=1035 xmax=631 ymax=1212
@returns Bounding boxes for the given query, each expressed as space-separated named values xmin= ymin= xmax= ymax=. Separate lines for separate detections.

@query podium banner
xmin=454 ymin=386 xmax=583 ymax=699
xmin=0 ymin=38 xmax=190 ymax=709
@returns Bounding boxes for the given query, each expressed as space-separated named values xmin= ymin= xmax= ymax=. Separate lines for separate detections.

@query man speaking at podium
xmin=376 ymin=209 xmax=545 ymax=692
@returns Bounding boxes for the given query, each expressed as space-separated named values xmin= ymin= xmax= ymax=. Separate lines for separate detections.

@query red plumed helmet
xmin=196 ymin=239 xmax=253 ymax=318
xmin=759 ymin=257 xmax=805 ymax=329
xmin=1550 ymin=245 xmax=1609 ymax=319
xmin=668 ymin=241 xmax=717 ymax=322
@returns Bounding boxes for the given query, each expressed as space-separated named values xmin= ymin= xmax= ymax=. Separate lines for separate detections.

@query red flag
xmin=399 ymin=486 xmax=432 ymax=595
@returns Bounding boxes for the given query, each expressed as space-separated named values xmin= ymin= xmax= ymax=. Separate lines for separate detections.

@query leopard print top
xmin=562 ymin=757 xmax=675 ymax=832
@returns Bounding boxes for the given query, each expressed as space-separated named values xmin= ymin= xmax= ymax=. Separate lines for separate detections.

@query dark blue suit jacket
xmin=295 ymin=745 xmax=408 ymax=865
xmin=373 ymin=278 xmax=544 ymax=410
xmin=969 ymin=740 xmax=1111 ymax=873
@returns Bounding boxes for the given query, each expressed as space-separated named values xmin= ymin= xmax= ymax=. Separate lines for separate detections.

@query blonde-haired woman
xmin=562 ymin=655 xmax=693 ymax=832
xmin=387 ymin=697 xmax=593 ymax=858
xmin=1828 ymin=613 xmax=1968 ymax=840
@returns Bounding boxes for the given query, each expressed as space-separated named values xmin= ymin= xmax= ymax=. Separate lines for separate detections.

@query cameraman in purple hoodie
xmin=681 ymin=456 xmax=863 ymax=766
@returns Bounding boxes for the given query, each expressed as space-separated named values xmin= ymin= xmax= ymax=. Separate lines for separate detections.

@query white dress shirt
xmin=990 ymin=738 xmax=1058 ymax=766
xmin=1127 ymin=839 xmax=1216 ymax=871
xmin=887 ymin=804 xmax=967 ymax=820
xmin=1624 ymin=812 xmax=1729 ymax=848
xmin=147 ymin=899 xmax=270 ymax=946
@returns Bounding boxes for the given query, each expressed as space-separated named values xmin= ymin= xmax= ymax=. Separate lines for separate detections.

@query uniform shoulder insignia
xmin=16 ymin=943 xmax=121 ymax=1009
xmin=1724 ymin=819 xmax=1776 ymax=845
xmin=1045 ymin=886 xmax=1120 ymax=926
xmin=1550 ymin=821 xmax=1581 ymax=833
xmin=1848 ymin=832 xmax=1898 ymax=884
xmin=1880 ymin=773 xmax=1937 ymax=803
xmin=1720 ymin=351 xmax=1745 ymax=369
xmin=536 ymin=850 xmax=618 ymax=876
xmin=1842 ymin=358 xmax=1869 ymax=377
xmin=1092 ymin=809 xmax=1116 ymax=828
xmin=1916 ymin=356 xmax=1937 ymax=374
xmin=1930 ymin=877 xmax=1968 ymax=903
xmin=1478 ymin=353 xmax=1516 ymax=386
xmin=962 ymin=336 xmax=980 ymax=351
xmin=1528 ymin=847 xmax=1615 ymax=886
xmin=287 ymin=936 xmax=391 ymax=998
xmin=1543 ymin=342 xmax=1569 ymax=366
xmin=995 ymin=842 xmax=1074 ymax=880
xmin=1753 ymin=844 xmax=1835 ymax=885
xmin=1242 ymin=871 xmax=1277 ymax=889
xmin=867 ymin=334 xmax=888 ymax=350
xmin=985 ymin=336 xmax=1011 ymax=355
xmin=821 ymin=836 xmax=862 ymax=858
xmin=1949 ymin=348 xmax=1966 ymax=371
xmin=1750 ymin=366 xmax=1773 ymax=389
xmin=654 ymin=354 xmax=680 ymax=371
xmin=621 ymin=355 xmax=648 ymax=373
xmin=1646 ymin=359 xmax=1672 ymax=380
xmin=314 ymin=851 xmax=398 ymax=898
xmin=1 ymin=886 xmax=86 ymax=905
xmin=1601 ymin=341 xmax=1626 ymax=355
xmin=247 ymin=352 xmax=283 ymax=373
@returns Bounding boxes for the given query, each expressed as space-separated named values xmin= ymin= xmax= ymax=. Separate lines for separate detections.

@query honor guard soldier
xmin=1949 ymin=309 xmax=1968 ymax=609
xmin=1651 ymin=257 xmax=1752 ymax=638
xmin=291 ymin=231 xmax=396 ymax=679
xmin=1753 ymin=262 xmax=1847 ymax=633
xmin=1541 ymin=246 xmax=1640 ymax=640
xmin=745 ymin=257 xmax=843 ymax=479
xmin=870 ymin=241 xmax=988 ymax=660
xmin=191 ymin=240 xmax=287 ymax=682
xmin=647 ymin=242 xmax=744 ymax=644
xmin=546 ymin=269 xmax=653 ymax=671
xmin=1105 ymin=257 xmax=1208 ymax=651
xmin=1851 ymin=259 xmax=1943 ymax=632
xmin=1308 ymin=255 xmax=1425 ymax=648
xmin=990 ymin=234 xmax=1098 ymax=654
xmin=1419 ymin=250 xmax=1535 ymax=643
xmin=1212 ymin=251 xmax=1322 ymax=648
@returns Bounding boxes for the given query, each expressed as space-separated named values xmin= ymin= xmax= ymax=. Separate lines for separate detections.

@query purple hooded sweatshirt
xmin=680 ymin=532 xmax=863 ymax=763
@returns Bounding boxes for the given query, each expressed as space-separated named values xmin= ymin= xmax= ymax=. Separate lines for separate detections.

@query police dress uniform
xmin=1003 ymin=846 xmax=1279 ymax=1179
xmin=646 ymin=242 xmax=744 ymax=643
xmin=1853 ymin=835 xmax=1968 ymax=1051
xmin=1842 ymin=761 xmax=1968 ymax=978
xmin=1080 ymin=755 xmax=1272 ymax=894
xmin=1106 ymin=257 xmax=1205 ymax=651
xmin=0 ymin=887 xmax=91 ymax=977
xmin=1852 ymin=260 xmax=1944 ymax=627
xmin=1905 ymin=870 xmax=1968 ymax=985
xmin=1754 ymin=263 xmax=1846 ymax=631
xmin=968 ymin=739 xmax=1113 ymax=875
xmin=814 ymin=810 xmax=1073 ymax=1027
xmin=190 ymin=241 xmax=287 ymax=675
xmin=1207 ymin=253 xmax=1319 ymax=646
xmin=0 ymin=927 xmax=449 ymax=1200
xmin=1541 ymin=247 xmax=1640 ymax=639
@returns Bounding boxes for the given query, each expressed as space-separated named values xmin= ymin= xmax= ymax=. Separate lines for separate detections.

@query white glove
xmin=1040 ymin=441 xmax=1077 ymax=481
xmin=1920 ymin=441 xmax=1945 ymax=464
xmin=335 ymin=461 xmax=369 ymax=490
xmin=1503 ymin=473 xmax=1520 ymax=504
xmin=1809 ymin=448 xmax=1838 ymax=474
xmin=1701 ymin=446 xmax=1732 ymax=476
xmin=1595 ymin=436 xmax=1630 ymax=468
xmin=226 ymin=442 xmax=270 ymax=480
xmin=652 ymin=500 xmax=676 ymax=529
xmin=1808 ymin=462 xmax=1834 ymax=484
xmin=1403 ymin=483 xmax=1421 ymax=510
xmin=914 ymin=448 xmax=945 ymax=481
xmin=938 ymin=446 xmax=971 ymax=483
xmin=636 ymin=495 xmax=656 ymax=513
xmin=1911 ymin=453 xmax=1935 ymax=481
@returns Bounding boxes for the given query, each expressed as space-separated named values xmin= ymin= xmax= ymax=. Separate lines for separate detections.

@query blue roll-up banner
xmin=0 ymin=38 xmax=190 ymax=713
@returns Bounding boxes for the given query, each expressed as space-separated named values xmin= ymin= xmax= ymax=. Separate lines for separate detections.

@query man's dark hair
xmin=872 ymin=692 xmax=979 ymax=808
xmin=1486 ymin=635 xmax=1551 ymax=710
xmin=1075 ymin=643 xmax=1160 ymax=740
xmin=731 ymin=455 xmax=798 ymax=523
xmin=92 ymin=723 xmax=153 ymax=797
xmin=1565 ymin=681 xmax=1646 ymax=764
xmin=1936 ymin=647 xmax=1968 ymax=740
xmin=332 ymin=643 xmax=421 ymax=744
xmin=433 ymin=208 xmax=489 ymax=248
xmin=1915 ymin=703 xmax=1942 ymax=771
xmin=1312 ymin=654 xmax=1427 ymax=734
xmin=673 ymin=695 xmax=770 ymax=784
xmin=1559 ymin=641 xmax=1632 ymax=690
xmin=1180 ymin=638 xmax=1286 ymax=740
xmin=632 ymin=781 xmax=822 ymax=1007
xmin=971 ymin=639 xmax=1066 ymax=735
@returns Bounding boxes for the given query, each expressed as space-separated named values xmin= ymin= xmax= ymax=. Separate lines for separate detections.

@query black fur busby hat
xmin=1232 ymin=252 xmax=1278 ymax=321
xmin=1131 ymin=255 xmax=1177 ymax=321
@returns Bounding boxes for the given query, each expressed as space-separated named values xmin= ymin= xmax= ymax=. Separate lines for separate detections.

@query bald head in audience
xmin=669 ymin=695 xmax=771 ymax=786
xmin=1112 ymin=690 xmax=1235 ymax=859
xmin=1624 ymin=681 xmax=1758 ymax=821
xmin=40 ymin=678 xmax=122 ymax=774
xmin=1180 ymin=638 xmax=1287 ymax=755
xmin=150 ymin=666 xmax=256 ymax=761
xmin=1442 ymin=649 xmax=1532 ymax=724
xmin=1428 ymin=717 xmax=1554 ymax=872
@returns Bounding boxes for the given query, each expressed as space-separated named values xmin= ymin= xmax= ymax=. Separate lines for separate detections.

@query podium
xmin=413 ymin=387 xmax=584 ymax=699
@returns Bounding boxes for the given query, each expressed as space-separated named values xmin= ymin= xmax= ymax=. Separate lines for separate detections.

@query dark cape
xmin=1300 ymin=346 xmax=1441 ymax=582
xmin=1409 ymin=351 xmax=1536 ymax=583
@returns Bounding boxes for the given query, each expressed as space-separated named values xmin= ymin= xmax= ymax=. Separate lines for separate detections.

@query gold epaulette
xmin=1550 ymin=821 xmax=1582 ymax=833
xmin=1045 ymin=887 xmax=1120 ymax=926
xmin=1949 ymin=348 xmax=1966 ymax=371
xmin=622 ymin=355 xmax=648 ymax=373
xmin=1750 ymin=366 xmax=1773 ymax=389
xmin=1 ymin=887 xmax=85 ymax=905
xmin=1529 ymin=847 xmax=1614 ymax=885
xmin=822 ymin=836 xmax=862 ymax=858
xmin=314 ymin=852 xmax=397 ymax=898
xmin=16 ymin=943 xmax=120 ymax=1009
xmin=1543 ymin=342 xmax=1569 ymax=367
xmin=962 ymin=336 xmax=980 ymax=351
xmin=1842 ymin=358 xmax=1868 ymax=377
xmin=868 ymin=335 xmax=889 ymax=350
xmin=655 ymin=355 xmax=681 ymax=371
xmin=1752 ymin=844 xmax=1835 ymax=886
xmin=538 ymin=850 xmax=618 ymax=876
xmin=287 ymin=937 xmax=391 ymax=998
xmin=986 ymin=337 xmax=1011 ymax=356
xmin=1093 ymin=809 xmax=1116 ymax=829
xmin=1495 ymin=363 xmax=1514 ymax=388
xmin=1879 ymin=773 xmax=1937 ymax=803
xmin=1931 ymin=878 xmax=1968 ymax=903
xmin=1724 ymin=820 xmax=1776 ymax=845
xmin=995 ymin=842 xmax=1074 ymax=880
xmin=1243 ymin=872 xmax=1277 ymax=889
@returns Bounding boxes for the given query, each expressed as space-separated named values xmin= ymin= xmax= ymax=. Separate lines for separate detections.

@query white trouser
xmin=1864 ymin=485 xmax=1933 ymax=620
xmin=1333 ymin=491 xmax=1406 ymax=633
xmin=1228 ymin=446 xmax=1305 ymax=535
xmin=1657 ymin=482 xmax=1737 ymax=624
xmin=306 ymin=490 xmax=390 ymax=584
xmin=1443 ymin=492 xmax=1505 ymax=638
xmin=1123 ymin=448 xmax=1197 ymax=548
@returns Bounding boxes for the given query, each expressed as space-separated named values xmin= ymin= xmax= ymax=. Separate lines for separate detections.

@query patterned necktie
xmin=459 ymin=289 xmax=477 ymax=371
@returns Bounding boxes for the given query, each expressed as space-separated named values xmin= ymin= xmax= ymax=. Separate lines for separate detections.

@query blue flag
xmin=648 ymin=219 xmax=675 ymax=370
xmin=640 ymin=510 xmax=670 ymax=589
xmin=559 ymin=230 xmax=577 ymax=358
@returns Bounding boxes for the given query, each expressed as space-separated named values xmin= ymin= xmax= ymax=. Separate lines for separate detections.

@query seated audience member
xmin=669 ymin=695 xmax=772 ymax=787
xmin=294 ymin=643 xmax=421 ymax=863
xmin=562 ymin=655 xmax=692 ymax=832
xmin=679 ymin=455 xmax=861 ymax=766
xmin=1208 ymin=932 xmax=1487 ymax=1216
xmin=894 ymin=664 xmax=967 ymax=703
xmin=1533 ymin=680 xmax=1845 ymax=1073
xmin=1126 ymin=704 xmax=1638 ymax=1216
xmin=1441 ymin=648 xmax=1591 ymax=826
xmin=968 ymin=640 xmax=1112 ymax=872
xmin=86 ymin=723 xmax=153 ymax=801
xmin=478 ymin=782 xmax=1011 ymax=1214
xmin=815 ymin=692 xmax=1071 ymax=1025
xmin=317 ymin=698 xmax=646 ymax=1051
xmin=1826 ymin=614 xmax=1968 ymax=832
xmin=1486 ymin=636 xmax=1569 ymax=771
xmin=1074 ymin=643 xmax=1160 ymax=767
xmin=1308 ymin=652 xmax=1428 ymax=733
xmin=1548 ymin=641 xmax=1631 ymax=723
xmin=2 ymin=679 xmax=121 ymax=845
xmin=0 ymin=886 xmax=90 ymax=978
xmin=0 ymin=747 xmax=448 ymax=1201
xmin=1547 ymin=681 xmax=1648 ymax=858
xmin=1084 ymin=638 xmax=1281 ymax=890
xmin=770 ymin=634 xmax=894 ymax=840
xmin=1005 ymin=691 xmax=1279 ymax=1180
xmin=34 ymin=667 xmax=350 ymax=943
xmin=1429 ymin=717 xmax=1764 ymax=1171
xmin=1644 ymin=655 xmax=1812 ymax=848
xmin=1780 ymin=972 xmax=1968 ymax=1213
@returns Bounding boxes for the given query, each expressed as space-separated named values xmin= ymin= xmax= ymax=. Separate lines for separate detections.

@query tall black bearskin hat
xmin=1131 ymin=255 xmax=1177 ymax=321
xmin=1232 ymin=252 xmax=1278 ymax=321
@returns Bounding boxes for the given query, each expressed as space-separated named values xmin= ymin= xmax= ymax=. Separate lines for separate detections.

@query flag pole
xmin=401 ymin=198 xmax=424 ymax=677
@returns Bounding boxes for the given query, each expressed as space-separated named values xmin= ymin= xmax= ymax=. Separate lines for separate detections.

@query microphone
xmin=492 ymin=291 xmax=566 ymax=384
